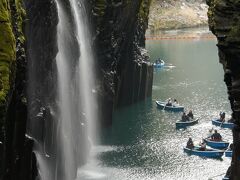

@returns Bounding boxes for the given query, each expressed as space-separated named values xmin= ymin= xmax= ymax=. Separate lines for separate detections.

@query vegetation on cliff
xmin=0 ymin=0 xmax=16 ymax=120
xmin=149 ymin=0 xmax=208 ymax=31
xmin=0 ymin=0 xmax=29 ymax=179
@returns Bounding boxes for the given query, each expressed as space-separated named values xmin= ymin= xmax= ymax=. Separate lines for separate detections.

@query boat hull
xmin=225 ymin=150 xmax=232 ymax=157
xmin=222 ymin=177 xmax=230 ymax=180
xmin=156 ymin=101 xmax=184 ymax=112
xmin=184 ymin=147 xmax=224 ymax=158
xmin=153 ymin=61 xmax=165 ymax=68
xmin=176 ymin=119 xmax=198 ymax=128
xmin=212 ymin=119 xmax=234 ymax=129
xmin=204 ymin=138 xmax=229 ymax=149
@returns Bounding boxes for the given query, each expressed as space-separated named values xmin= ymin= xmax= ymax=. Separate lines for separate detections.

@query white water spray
xmin=34 ymin=0 xmax=98 ymax=179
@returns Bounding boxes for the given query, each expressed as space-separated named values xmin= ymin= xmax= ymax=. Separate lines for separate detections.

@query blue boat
xmin=153 ymin=60 xmax=165 ymax=68
xmin=204 ymin=138 xmax=229 ymax=149
xmin=156 ymin=101 xmax=184 ymax=112
xmin=223 ymin=177 xmax=230 ymax=180
xmin=184 ymin=146 xmax=224 ymax=158
xmin=212 ymin=119 xmax=234 ymax=129
xmin=176 ymin=118 xmax=198 ymax=128
xmin=225 ymin=150 xmax=232 ymax=157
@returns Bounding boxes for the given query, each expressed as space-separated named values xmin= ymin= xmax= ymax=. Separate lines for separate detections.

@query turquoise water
xmin=77 ymin=28 xmax=232 ymax=180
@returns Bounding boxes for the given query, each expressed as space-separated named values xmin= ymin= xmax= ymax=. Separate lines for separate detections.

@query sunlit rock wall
xmin=90 ymin=0 xmax=153 ymax=125
xmin=207 ymin=0 xmax=240 ymax=179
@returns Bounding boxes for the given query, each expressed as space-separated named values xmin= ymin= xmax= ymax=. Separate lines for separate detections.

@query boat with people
xmin=212 ymin=119 xmax=234 ymax=129
xmin=203 ymin=138 xmax=229 ymax=149
xmin=156 ymin=101 xmax=184 ymax=112
xmin=176 ymin=118 xmax=198 ymax=128
xmin=184 ymin=146 xmax=224 ymax=158
xmin=153 ymin=59 xmax=165 ymax=68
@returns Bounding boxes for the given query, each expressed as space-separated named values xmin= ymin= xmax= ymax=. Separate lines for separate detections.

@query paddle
xmin=163 ymin=104 xmax=166 ymax=110
xmin=220 ymin=119 xmax=224 ymax=128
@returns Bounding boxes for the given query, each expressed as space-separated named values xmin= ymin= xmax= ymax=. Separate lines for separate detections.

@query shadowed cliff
xmin=90 ymin=0 xmax=153 ymax=125
xmin=0 ymin=0 xmax=35 ymax=180
xmin=207 ymin=0 xmax=240 ymax=179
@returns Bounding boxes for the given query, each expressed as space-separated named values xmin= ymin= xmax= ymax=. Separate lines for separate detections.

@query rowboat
xmin=184 ymin=146 xmax=224 ymax=158
xmin=156 ymin=101 xmax=184 ymax=112
xmin=203 ymin=138 xmax=229 ymax=149
xmin=225 ymin=150 xmax=232 ymax=157
xmin=222 ymin=177 xmax=230 ymax=180
xmin=176 ymin=118 xmax=198 ymax=128
xmin=212 ymin=119 xmax=234 ymax=129
xmin=153 ymin=60 xmax=165 ymax=68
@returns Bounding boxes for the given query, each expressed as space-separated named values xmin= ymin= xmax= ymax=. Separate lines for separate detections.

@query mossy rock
xmin=0 ymin=0 xmax=17 ymax=120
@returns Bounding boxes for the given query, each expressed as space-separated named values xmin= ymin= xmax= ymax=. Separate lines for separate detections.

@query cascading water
xmin=33 ymin=0 xmax=98 ymax=179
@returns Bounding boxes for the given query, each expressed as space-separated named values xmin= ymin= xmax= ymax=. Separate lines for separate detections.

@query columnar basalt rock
xmin=207 ymin=0 xmax=240 ymax=179
xmin=90 ymin=0 xmax=153 ymax=125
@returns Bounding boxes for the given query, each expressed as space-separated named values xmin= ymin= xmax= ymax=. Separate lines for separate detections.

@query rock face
xmin=90 ymin=0 xmax=153 ymax=125
xmin=207 ymin=0 xmax=240 ymax=179
xmin=0 ymin=0 xmax=35 ymax=180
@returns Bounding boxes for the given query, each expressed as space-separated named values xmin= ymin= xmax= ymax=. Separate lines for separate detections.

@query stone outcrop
xmin=207 ymin=0 xmax=240 ymax=179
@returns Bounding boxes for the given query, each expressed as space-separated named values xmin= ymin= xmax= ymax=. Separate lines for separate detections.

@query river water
xmin=78 ymin=28 xmax=231 ymax=180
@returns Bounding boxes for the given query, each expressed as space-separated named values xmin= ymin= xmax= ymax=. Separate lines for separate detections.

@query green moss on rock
xmin=0 ymin=0 xmax=25 ymax=121
xmin=0 ymin=0 xmax=16 ymax=119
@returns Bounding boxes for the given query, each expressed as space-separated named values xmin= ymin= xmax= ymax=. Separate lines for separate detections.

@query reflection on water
xmin=79 ymin=28 xmax=231 ymax=180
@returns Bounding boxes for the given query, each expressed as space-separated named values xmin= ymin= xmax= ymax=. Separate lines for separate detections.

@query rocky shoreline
xmin=149 ymin=0 xmax=208 ymax=31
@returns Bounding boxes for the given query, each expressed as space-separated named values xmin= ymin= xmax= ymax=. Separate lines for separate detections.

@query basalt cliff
xmin=207 ymin=0 xmax=240 ymax=179
xmin=0 ymin=0 xmax=153 ymax=179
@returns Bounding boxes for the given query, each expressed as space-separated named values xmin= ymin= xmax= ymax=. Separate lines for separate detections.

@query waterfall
xmin=33 ymin=0 xmax=98 ymax=179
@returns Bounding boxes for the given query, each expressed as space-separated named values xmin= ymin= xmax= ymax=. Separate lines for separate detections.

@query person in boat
xmin=207 ymin=128 xmax=213 ymax=138
xmin=199 ymin=141 xmax=206 ymax=151
xmin=219 ymin=112 xmax=226 ymax=122
xmin=187 ymin=110 xmax=194 ymax=119
xmin=181 ymin=112 xmax=189 ymax=122
xmin=156 ymin=58 xmax=161 ymax=64
xmin=166 ymin=99 xmax=172 ymax=106
xmin=173 ymin=99 xmax=178 ymax=106
xmin=186 ymin=138 xmax=194 ymax=149
xmin=211 ymin=130 xmax=222 ymax=141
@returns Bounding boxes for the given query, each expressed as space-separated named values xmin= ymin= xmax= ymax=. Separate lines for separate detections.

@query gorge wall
xmin=207 ymin=0 xmax=240 ymax=179
xmin=90 ymin=0 xmax=153 ymax=125
xmin=0 ymin=0 xmax=35 ymax=180
xmin=0 ymin=0 xmax=153 ymax=179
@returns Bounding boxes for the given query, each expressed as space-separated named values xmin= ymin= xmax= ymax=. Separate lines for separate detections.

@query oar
xmin=220 ymin=120 xmax=224 ymax=128
xmin=163 ymin=103 xmax=166 ymax=110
